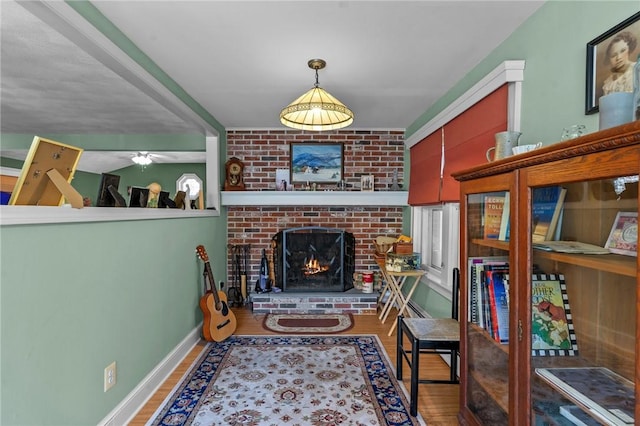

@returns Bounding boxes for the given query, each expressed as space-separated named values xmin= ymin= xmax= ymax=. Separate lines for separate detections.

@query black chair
xmin=396 ymin=267 xmax=460 ymax=417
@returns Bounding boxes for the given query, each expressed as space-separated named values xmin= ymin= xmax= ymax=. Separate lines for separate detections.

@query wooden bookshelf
xmin=455 ymin=122 xmax=640 ymax=425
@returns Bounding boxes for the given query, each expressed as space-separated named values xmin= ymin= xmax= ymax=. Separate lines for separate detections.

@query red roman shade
xmin=441 ymin=85 xmax=508 ymax=201
xmin=408 ymin=84 xmax=508 ymax=205
xmin=408 ymin=129 xmax=442 ymax=205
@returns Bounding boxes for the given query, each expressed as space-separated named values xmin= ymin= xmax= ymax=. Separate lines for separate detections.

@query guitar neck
xmin=204 ymin=262 xmax=221 ymax=304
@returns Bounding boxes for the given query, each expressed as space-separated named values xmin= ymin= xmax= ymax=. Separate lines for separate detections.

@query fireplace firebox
xmin=272 ymin=227 xmax=355 ymax=292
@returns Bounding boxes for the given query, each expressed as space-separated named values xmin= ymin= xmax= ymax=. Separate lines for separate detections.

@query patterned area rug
xmin=262 ymin=313 xmax=354 ymax=334
xmin=147 ymin=335 xmax=425 ymax=425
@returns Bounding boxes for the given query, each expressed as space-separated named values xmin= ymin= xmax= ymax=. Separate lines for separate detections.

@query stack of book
xmin=467 ymin=256 xmax=509 ymax=343
xmin=468 ymin=257 xmax=578 ymax=353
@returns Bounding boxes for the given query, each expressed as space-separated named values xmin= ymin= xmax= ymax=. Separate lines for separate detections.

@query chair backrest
xmin=451 ymin=267 xmax=460 ymax=320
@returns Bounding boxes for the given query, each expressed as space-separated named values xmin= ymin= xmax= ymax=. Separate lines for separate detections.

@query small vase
xmin=487 ymin=131 xmax=522 ymax=162
xmin=599 ymin=92 xmax=634 ymax=130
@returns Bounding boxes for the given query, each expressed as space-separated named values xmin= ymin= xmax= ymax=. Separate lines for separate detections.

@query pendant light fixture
xmin=280 ymin=59 xmax=354 ymax=131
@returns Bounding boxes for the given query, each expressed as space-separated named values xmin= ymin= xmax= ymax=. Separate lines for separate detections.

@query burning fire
xmin=303 ymin=256 xmax=329 ymax=275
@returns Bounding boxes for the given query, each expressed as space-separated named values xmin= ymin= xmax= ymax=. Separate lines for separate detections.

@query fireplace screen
xmin=273 ymin=227 xmax=355 ymax=292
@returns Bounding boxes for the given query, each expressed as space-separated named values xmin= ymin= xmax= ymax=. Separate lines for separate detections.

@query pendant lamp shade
xmin=280 ymin=59 xmax=354 ymax=131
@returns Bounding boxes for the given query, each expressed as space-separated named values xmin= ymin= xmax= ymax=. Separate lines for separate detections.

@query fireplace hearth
xmin=272 ymin=227 xmax=355 ymax=292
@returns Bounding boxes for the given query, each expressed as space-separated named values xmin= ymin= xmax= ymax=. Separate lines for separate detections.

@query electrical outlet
xmin=104 ymin=361 xmax=116 ymax=392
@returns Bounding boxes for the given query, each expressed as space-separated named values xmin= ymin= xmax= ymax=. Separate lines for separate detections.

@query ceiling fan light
xmin=132 ymin=152 xmax=152 ymax=166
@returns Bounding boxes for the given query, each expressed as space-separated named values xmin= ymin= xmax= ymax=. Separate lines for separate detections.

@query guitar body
xmin=196 ymin=245 xmax=237 ymax=342
xmin=199 ymin=291 xmax=215 ymax=341
xmin=207 ymin=290 xmax=237 ymax=342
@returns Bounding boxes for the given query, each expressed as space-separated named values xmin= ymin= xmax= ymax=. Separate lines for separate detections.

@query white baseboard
xmin=407 ymin=300 xmax=430 ymax=318
xmin=98 ymin=325 xmax=201 ymax=426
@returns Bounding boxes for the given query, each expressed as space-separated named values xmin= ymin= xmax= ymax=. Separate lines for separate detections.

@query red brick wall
xmin=225 ymin=129 xmax=406 ymax=288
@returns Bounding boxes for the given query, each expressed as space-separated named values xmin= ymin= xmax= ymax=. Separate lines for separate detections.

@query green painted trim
xmin=65 ymin=1 xmax=224 ymax=134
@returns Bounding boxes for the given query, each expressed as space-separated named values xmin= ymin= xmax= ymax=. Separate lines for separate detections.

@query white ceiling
xmin=0 ymin=0 xmax=545 ymax=172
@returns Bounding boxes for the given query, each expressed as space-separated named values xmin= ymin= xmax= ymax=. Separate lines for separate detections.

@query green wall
xmin=1 ymin=0 xmax=230 ymax=421
xmin=2 ymin=1 xmax=639 ymax=424
xmin=407 ymin=1 xmax=639 ymax=317
xmin=407 ymin=1 xmax=638 ymax=144
xmin=1 ymin=142 xmax=226 ymax=424
xmin=1 ymin=216 xmax=227 ymax=425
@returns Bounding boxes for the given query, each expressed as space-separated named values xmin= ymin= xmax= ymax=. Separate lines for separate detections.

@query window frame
xmin=411 ymin=202 xmax=460 ymax=299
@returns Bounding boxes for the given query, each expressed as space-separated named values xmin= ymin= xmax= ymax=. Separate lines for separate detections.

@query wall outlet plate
xmin=104 ymin=361 xmax=116 ymax=392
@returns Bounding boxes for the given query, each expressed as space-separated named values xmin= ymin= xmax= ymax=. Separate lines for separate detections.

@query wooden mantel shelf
xmin=221 ymin=191 xmax=408 ymax=207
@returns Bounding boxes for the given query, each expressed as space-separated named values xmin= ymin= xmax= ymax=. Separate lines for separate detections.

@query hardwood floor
xmin=128 ymin=307 xmax=460 ymax=425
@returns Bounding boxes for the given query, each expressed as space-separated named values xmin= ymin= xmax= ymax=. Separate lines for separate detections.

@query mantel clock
xmin=224 ymin=157 xmax=245 ymax=191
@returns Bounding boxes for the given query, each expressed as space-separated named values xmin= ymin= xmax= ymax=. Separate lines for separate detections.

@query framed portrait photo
xmin=585 ymin=11 xmax=640 ymax=114
xmin=290 ymin=142 xmax=344 ymax=184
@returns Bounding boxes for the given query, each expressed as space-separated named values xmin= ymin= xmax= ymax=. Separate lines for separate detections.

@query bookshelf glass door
xmin=466 ymin=190 xmax=510 ymax=424
xmin=529 ymin=177 xmax=637 ymax=425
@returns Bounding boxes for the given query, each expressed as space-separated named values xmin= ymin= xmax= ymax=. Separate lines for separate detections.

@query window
xmin=177 ymin=173 xmax=203 ymax=199
xmin=411 ymin=203 xmax=460 ymax=298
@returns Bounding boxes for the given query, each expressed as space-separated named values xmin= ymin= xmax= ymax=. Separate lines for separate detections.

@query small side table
xmin=379 ymin=268 xmax=426 ymax=336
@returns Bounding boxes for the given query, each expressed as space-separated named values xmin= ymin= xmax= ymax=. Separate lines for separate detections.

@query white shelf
xmin=221 ymin=191 xmax=408 ymax=207
xmin=0 ymin=205 xmax=219 ymax=226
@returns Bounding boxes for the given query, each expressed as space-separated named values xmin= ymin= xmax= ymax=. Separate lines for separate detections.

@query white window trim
xmin=412 ymin=203 xmax=459 ymax=299
xmin=405 ymin=60 xmax=524 ymax=149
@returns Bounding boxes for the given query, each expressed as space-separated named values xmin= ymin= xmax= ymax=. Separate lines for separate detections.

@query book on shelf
xmin=483 ymin=193 xmax=506 ymax=239
xmin=536 ymin=367 xmax=635 ymax=426
xmin=533 ymin=241 xmax=610 ymax=254
xmin=480 ymin=262 xmax=510 ymax=334
xmin=532 ymin=186 xmax=567 ymax=243
xmin=604 ymin=211 xmax=638 ymax=257
xmin=486 ymin=271 xmax=509 ymax=343
xmin=531 ymin=274 xmax=578 ymax=356
xmin=498 ymin=192 xmax=510 ymax=241
xmin=467 ymin=256 xmax=508 ymax=327
xmin=559 ymin=405 xmax=601 ymax=426
xmin=553 ymin=206 xmax=564 ymax=241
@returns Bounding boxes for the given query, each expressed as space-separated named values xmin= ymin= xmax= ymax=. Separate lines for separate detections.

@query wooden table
xmin=375 ymin=257 xmax=426 ymax=336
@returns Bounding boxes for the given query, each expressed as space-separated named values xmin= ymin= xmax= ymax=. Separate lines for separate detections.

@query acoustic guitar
xmin=195 ymin=245 xmax=237 ymax=342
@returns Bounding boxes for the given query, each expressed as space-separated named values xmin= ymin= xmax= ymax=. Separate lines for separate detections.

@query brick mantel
xmin=225 ymin=129 xmax=406 ymax=290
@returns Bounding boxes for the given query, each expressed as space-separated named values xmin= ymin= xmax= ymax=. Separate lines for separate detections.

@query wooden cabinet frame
xmin=453 ymin=122 xmax=640 ymax=425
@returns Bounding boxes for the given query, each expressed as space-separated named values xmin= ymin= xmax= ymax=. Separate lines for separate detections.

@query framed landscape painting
xmin=290 ymin=142 xmax=343 ymax=184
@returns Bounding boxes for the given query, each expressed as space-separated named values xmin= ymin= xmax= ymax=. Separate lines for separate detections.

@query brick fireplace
xmin=273 ymin=226 xmax=355 ymax=292
xmin=223 ymin=129 xmax=406 ymax=313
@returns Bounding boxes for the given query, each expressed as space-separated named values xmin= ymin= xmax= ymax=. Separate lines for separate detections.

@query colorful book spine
xmin=467 ymin=257 xmax=508 ymax=330
xmin=487 ymin=273 xmax=500 ymax=341
xmin=487 ymin=271 xmax=509 ymax=344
